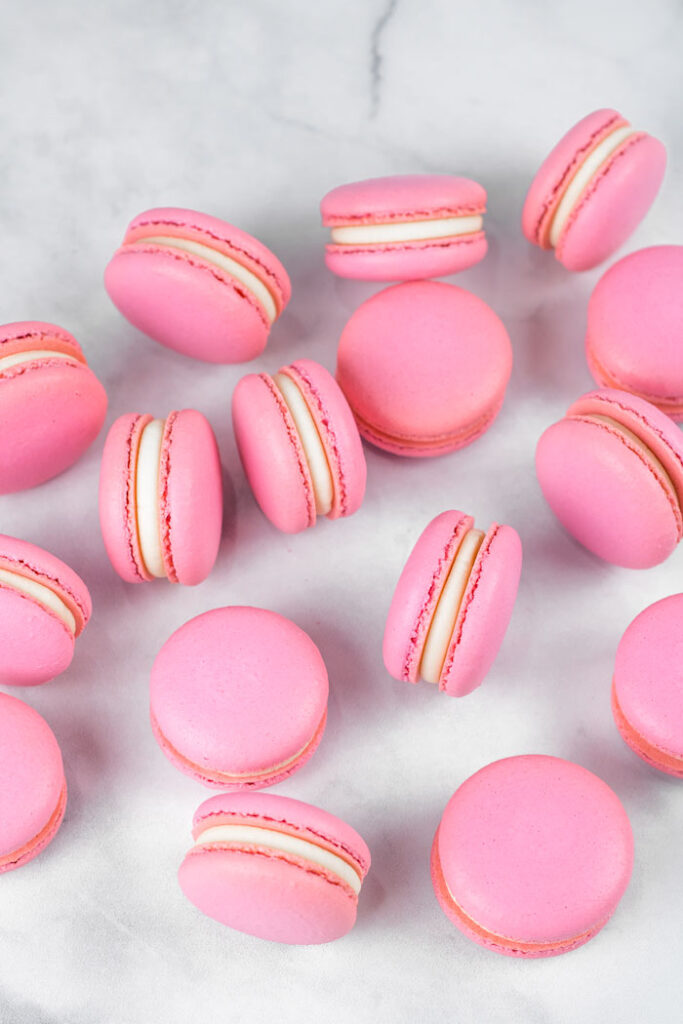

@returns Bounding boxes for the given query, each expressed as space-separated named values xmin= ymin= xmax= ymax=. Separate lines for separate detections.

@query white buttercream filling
xmin=330 ymin=214 xmax=483 ymax=246
xmin=419 ymin=528 xmax=485 ymax=685
xmin=0 ymin=566 xmax=76 ymax=633
xmin=195 ymin=824 xmax=362 ymax=894
xmin=135 ymin=418 xmax=166 ymax=579
xmin=274 ymin=373 xmax=334 ymax=516
xmin=135 ymin=235 xmax=277 ymax=322
xmin=0 ymin=350 xmax=78 ymax=373
xmin=549 ymin=125 xmax=635 ymax=247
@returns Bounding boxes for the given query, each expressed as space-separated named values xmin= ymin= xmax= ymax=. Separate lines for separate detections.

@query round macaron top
xmin=150 ymin=606 xmax=329 ymax=788
xmin=586 ymin=246 xmax=683 ymax=416
xmin=336 ymin=281 xmax=512 ymax=457
xmin=0 ymin=693 xmax=66 ymax=869
xmin=434 ymin=755 xmax=634 ymax=952
xmin=321 ymin=175 xmax=486 ymax=225
xmin=0 ymin=320 xmax=86 ymax=362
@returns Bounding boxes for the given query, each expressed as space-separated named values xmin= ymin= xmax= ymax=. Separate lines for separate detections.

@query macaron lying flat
xmin=104 ymin=208 xmax=291 ymax=363
xmin=99 ymin=409 xmax=223 ymax=585
xmin=178 ymin=792 xmax=370 ymax=944
xmin=150 ymin=607 xmax=328 ymax=789
xmin=522 ymin=108 xmax=666 ymax=271
xmin=336 ymin=281 xmax=512 ymax=457
xmin=612 ymin=594 xmax=683 ymax=777
xmin=233 ymin=358 xmax=366 ymax=533
xmin=383 ymin=510 xmax=522 ymax=697
xmin=431 ymin=755 xmax=634 ymax=957
xmin=321 ymin=174 xmax=487 ymax=281
xmin=586 ymin=246 xmax=683 ymax=419
xmin=0 ymin=534 xmax=92 ymax=686
xmin=0 ymin=693 xmax=67 ymax=873
xmin=0 ymin=321 xmax=107 ymax=494
xmin=536 ymin=388 xmax=683 ymax=568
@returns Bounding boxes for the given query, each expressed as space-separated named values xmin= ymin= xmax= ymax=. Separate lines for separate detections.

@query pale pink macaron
xmin=178 ymin=792 xmax=370 ymax=944
xmin=536 ymin=388 xmax=683 ymax=568
xmin=233 ymin=358 xmax=366 ymax=533
xmin=104 ymin=208 xmax=291 ymax=363
xmin=0 ymin=534 xmax=91 ymax=687
xmin=431 ymin=755 xmax=634 ymax=957
xmin=321 ymin=174 xmax=487 ymax=281
xmin=0 ymin=693 xmax=67 ymax=873
xmin=522 ymin=108 xmax=666 ymax=271
xmin=150 ymin=607 xmax=329 ymax=789
xmin=586 ymin=246 xmax=683 ymax=419
xmin=99 ymin=409 xmax=223 ymax=585
xmin=612 ymin=594 xmax=683 ymax=777
xmin=0 ymin=321 xmax=107 ymax=494
xmin=383 ymin=510 xmax=522 ymax=697
xmin=336 ymin=281 xmax=512 ymax=457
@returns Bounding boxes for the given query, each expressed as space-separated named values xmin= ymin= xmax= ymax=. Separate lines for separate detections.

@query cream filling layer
xmin=419 ymin=528 xmax=485 ymax=684
xmin=549 ymin=125 xmax=635 ymax=247
xmin=195 ymin=824 xmax=362 ymax=894
xmin=0 ymin=350 xmax=78 ymax=373
xmin=0 ymin=567 xmax=76 ymax=633
xmin=274 ymin=373 xmax=334 ymax=516
xmin=581 ymin=414 xmax=678 ymax=500
xmin=330 ymin=214 xmax=483 ymax=246
xmin=136 ymin=235 xmax=277 ymax=322
xmin=135 ymin=418 xmax=166 ymax=578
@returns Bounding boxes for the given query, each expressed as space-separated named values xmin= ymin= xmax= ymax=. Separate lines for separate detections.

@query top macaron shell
xmin=0 ymin=321 xmax=107 ymax=494
xmin=321 ymin=175 xmax=487 ymax=281
xmin=586 ymin=246 xmax=683 ymax=418
xmin=104 ymin=208 xmax=291 ymax=363
xmin=336 ymin=281 xmax=512 ymax=457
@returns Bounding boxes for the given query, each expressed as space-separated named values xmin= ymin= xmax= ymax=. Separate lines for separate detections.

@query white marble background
xmin=0 ymin=1 xmax=681 ymax=1021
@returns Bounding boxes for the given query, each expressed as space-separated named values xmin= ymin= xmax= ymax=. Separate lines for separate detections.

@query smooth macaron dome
xmin=536 ymin=388 xmax=683 ymax=568
xmin=336 ymin=281 xmax=512 ymax=457
xmin=586 ymin=246 xmax=683 ymax=419
xmin=612 ymin=594 xmax=683 ymax=777
xmin=0 ymin=534 xmax=91 ymax=686
xmin=99 ymin=409 xmax=223 ymax=586
xmin=321 ymin=174 xmax=487 ymax=281
xmin=104 ymin=208 xmax=291 ymax=363
xmin=383 ymin=510 xmax=522 ymax=697
xmin=522 ymin=108 xmax=666 ymax=271
xmin=0 ymin=321 xmax=107 ymax=494
xmin=0 ymin=693 xmax=67 ymax=873
xmin=178 ymin=792 xmax=371 ymax=944
xmin=233 ymin=358 xmax=366 ymax=533
xmin=150 ymin=607 xmax=329 ymax=789
xmin=431 ymin=755 xmax=634 ymax=957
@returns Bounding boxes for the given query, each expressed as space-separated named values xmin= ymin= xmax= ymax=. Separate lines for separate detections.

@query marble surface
xmin=0 ymin=1 xmax=682 ymax=1021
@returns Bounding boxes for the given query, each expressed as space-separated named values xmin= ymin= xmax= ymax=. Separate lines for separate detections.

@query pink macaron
xmin=336 ymin=281 xmax=512 ymax=457
xmin=522 ymin=108 xmax=666 ymax=271
xmin=586 ymin=246 xmax=683 ymax=419
xmin=321 ymin=174 xmax=487 ymax=281
xmin=150 ymin=606 xmax=329 ymax=789
xmin=178 ymin=792 xmax=370 ymax=944
xmin=383 ymin=510 xmax=522 ymax=697
xmin=0 ymin=693 xmax=67 ymax=873
xmin=431 ymin=755 xmax=634 ymax=957
xmin=104 ymin=208 xmax=291 ymax=363
xmin=536 ymin=389 xmax=683 ymax=568
xmin=0 ymin=321 xmax=107 ymax=494
xmin=0 ymin=534 xmax=92 ymax=687
xmin=612 ymin=594 xmax=683 ymax=777
xmin=99 ymin=409 xmax=223 ymax=585
xmin=233 ymin=358 xmax=366 ymax=533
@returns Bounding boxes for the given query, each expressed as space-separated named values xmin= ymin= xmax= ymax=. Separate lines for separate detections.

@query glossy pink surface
xmin=0 ymin=693 xmax=67 ymax=872
xmin=0 ymin=321 xmax=107 ymax=494
xmin=336 ymin=282 xmax=512 ymax=457
xmin=0 ymin=534 xmax=91 ymax=687
xmin=150 ymin=607 xmax=329 ymax=789
xmin=432 ymin=755 xmax=633 ymax=956
xmin=586 ymin=246 xmax=683 ymax=418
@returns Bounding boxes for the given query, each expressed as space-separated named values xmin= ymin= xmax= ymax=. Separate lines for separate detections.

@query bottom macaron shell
xmin=0 ymin=783 xmax=67 ymax=874
xmin=0 ymin=586 xmax=75 ymax=686
xmin=99 ymin=413 xmax=152 ymax=583
xmin=178 ymin=843 xmax=358 ymax=944
xmin=324 ymin=233 xmax=487 ymax=282
xmin=612 ymin=684 xmax=683 ymax=778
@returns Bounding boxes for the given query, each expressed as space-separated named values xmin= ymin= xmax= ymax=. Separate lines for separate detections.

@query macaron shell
xmin=99 ymin=413 xmax=154 ymax=583
xmin=0 ymin=533 xmax=91 ymax=634
xmin=612 ymin=684 xmax=683 ymax=778
xmin=321 ymin=175 xmax=487 ymax=224
xmin=0 ymin=320 xmax=86 ymax=360
xmin=324 ymin=234 xmax=487 ymax=282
